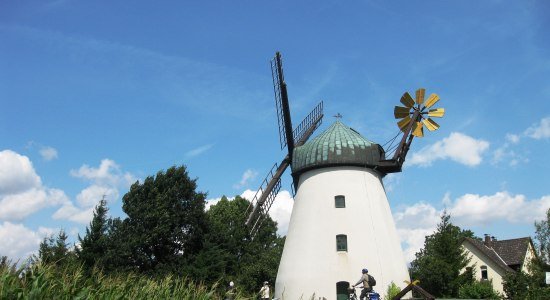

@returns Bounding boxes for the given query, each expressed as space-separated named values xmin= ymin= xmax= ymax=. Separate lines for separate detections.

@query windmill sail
xmin=272 ymin=52 xmax=294 ymax=157
xmin=245 ymin=52 xmax=323 ymax=237
xmin=245 ymin=103 xmax=323 ymax=237
xmin=244 ymin=160 xmax=287 ymax=236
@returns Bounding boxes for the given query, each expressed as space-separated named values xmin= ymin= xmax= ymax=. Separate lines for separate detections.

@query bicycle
xmin=348 ymin=286 xmax=380 ymax=300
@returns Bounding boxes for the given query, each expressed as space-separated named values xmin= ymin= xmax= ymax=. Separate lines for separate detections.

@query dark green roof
xmin=291 ymin=121 xmax=384 ymax=175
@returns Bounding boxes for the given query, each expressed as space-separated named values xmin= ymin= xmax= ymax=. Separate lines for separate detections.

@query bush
xmin=458 ymin=280 xmax=501 ymax=299
xmin=384 ymin=281 xmax=401 ymax=300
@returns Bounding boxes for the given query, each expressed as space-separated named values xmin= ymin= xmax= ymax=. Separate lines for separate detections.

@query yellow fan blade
xmin=424 ymin=93 xmax=440 ymax=108
xmin=428 ymin=108 xmax=445 ymax=118
xmin=394 ymin=106 xmax=410 ymax=119
xmin=412 ymin=121 xmax=424 ymax=137
xmin=416 ymin=88 xmax=425 ymax=105
xmin=400 ymin=92 xmax=415 ymax=108
xmin=397 ymin=115 xmax=412 ymax=131
xmin=422 ymin=118 xmax=440 ymax=131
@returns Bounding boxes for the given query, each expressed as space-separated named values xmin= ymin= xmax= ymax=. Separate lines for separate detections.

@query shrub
xmin=384 ymin=281 xmax=401 ymax=300
xmin=458 ymin=279 xmax=501 ymax=299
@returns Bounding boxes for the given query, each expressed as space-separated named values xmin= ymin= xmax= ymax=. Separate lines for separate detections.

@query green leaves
xmin=409 ymin=211 xmax=474 ymax=297
xmin=192 ymin=195 xmax=284 ymax=293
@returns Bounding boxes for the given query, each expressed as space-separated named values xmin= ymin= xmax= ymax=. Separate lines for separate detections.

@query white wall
xmin=462 ymin=243 xmax=507 ymax=295
xmin=275 ymin=166 xmax=410 ymax=299
xmin=521 ymin=241 xmax=537 ymax=273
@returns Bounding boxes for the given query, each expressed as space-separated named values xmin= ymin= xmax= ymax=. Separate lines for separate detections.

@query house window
xmin=481 ymin=265 xmax=488 ymax=280
xmin=336 ymin=234 xmax=347 ymax=251
xmin=336 ymin=281 xmax=350 ymax=300
xmin=335 ymin=195 xmax=346 ymax=208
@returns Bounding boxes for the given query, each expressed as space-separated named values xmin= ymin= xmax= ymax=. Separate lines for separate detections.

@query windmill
xmin=245 ymin=52 xmax=445 ymax=299
xmin=244 ymin=52 xmax=324 ymax=237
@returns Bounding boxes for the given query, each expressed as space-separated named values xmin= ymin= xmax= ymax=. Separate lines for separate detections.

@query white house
xmin=462 ymin=235 xmax=537 ymax=295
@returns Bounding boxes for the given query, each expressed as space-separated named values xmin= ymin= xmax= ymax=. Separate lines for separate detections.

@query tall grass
xmin=0 ymin=261 xmax=249 ymax=299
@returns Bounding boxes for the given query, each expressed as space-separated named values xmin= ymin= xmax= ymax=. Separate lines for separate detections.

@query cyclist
xmin=352 ymin=268 xmax=374 ymax=300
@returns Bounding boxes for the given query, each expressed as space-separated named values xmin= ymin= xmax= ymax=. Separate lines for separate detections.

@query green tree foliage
xmin=535 ymin=207 xmax=550 ymax=264
xmin=458 ymin=279 xmax=501 ymax=299
xmin=38 ymin=230 xmax=75 ymax=267
xmin=3 ymin=164 xmax=283 ymax=297
xmin=77 ymin=197 xmax=109 ymax=271
xmin=117 ymin=165 xmax=207 ymax=275
xmin=383 ymin=281 xmax=401 ymax=300
xmin=409 ymin=211 xmax=474 ymax=297
xmin=503 ymin=258 xmax=550 ymax=300
xmin=190 ymin=196 xmax=284 ymax=293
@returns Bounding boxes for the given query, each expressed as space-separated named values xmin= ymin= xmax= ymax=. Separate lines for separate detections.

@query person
xmin=259 ymin=281 xmax=270 ymax=300
xmin=352 ymin=268 xmax=374 ymax=300
xmin=225 ymin=281 xmax=236 ymax=300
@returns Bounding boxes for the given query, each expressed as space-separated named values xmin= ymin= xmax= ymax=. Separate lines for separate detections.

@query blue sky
xmin=1 ymin=0 xmax=549 ymax=263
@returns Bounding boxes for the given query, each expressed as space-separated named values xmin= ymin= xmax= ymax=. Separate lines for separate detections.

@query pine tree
xmin=409 ymin=211 xmax=474 ymax=297
xmin=39 ymin=230 xmax=73 ymax=266
xmin=77 ymin=197 xmax=109 ymax=271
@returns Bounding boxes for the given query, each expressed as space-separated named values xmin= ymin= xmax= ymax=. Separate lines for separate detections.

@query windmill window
xmin=480 ymin=265 xmax=488 ymax=280
xmin=336 ymin=234 xmax=347 ymax=251
xmin=335 ymin=195 xmax=346 ymax=208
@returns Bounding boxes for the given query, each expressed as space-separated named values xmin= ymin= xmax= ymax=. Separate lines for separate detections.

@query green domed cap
xmin=291 ymin=121 xmax=384 ymax=175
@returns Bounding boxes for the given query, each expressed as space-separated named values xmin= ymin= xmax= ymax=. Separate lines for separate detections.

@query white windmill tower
xmin=245 ymin=52 xmax=445 ymax=299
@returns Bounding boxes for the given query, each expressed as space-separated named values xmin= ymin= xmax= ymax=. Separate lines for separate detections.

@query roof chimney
xmin=484 ymin=234 xmax=492 ymax=247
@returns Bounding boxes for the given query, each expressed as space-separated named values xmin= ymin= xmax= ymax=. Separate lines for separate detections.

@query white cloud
xmin=525 ymin=116 xmax=550 ymax=139
xmin=382 ymin=173 xmax=400 ymax=193
xmin=205 ymin=196 xmax=224 ymax=210
xmin=0 ymin=150 xmax=41 ymax=195
xmin=70 ymin=159 xmax=135 ymax=187
xmin=491 ymin=144 xmax=528 ymax=166
xmin=241 ymin=189 xmax=294 ymax=236
xmin=55 ymin=159 xmax=137 ymax=224
xmin=0 ymin=150 xmax=69 ymax=221
xmin=0 ymin=187 xmax=68 ymax=221
xmin=408 ymin=132 xmax=489 ymax=167
xmin=233 ymin=169 xmax=259 ymax=189
xmin=75 ymin=185 xmax=117 ymax=207
xmin=0 ymin=222 xmax=44 ymax=261
xmin=505 ymin=133 xmax=520 ymax=144
xmin=450 ymin=192 xmax=550 ymax=225
xmin=393 ymin=191 xmax=550 ymax=263
xmin=185 ymin=144 xmax=214 ymax=158
xmin=39 ymin=146 xmax=58 ymax=161
xmin=53 ymin=202 xmax=95 ymax=224
xmin=394 ymin=202 xmax=441 ymax=262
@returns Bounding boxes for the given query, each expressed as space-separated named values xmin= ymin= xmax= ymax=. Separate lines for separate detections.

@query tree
xmin=77 ymin=197 xmax=109 ymax=271
xmin=535 ymin=207 xmax=550 ymax=265
xmin=38 ymin=230 xmax=75 ymax=267
xmin=502 ymin=209 xmax=550 ymax=300
xmin=118 ymin=165 xmax=207 ymax=275
xmin=190 ymin=196 xmax=284 ymax=293
xmin=409 ymin=211 xmax=474 ymax=297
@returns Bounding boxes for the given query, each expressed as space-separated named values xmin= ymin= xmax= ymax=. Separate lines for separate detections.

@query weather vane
xmin=333 ymin=113 xmax=343 ymax=120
